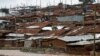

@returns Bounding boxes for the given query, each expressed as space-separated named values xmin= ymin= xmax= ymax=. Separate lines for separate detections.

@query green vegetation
xmin=0 ymin=47 xmax=22 ymax=50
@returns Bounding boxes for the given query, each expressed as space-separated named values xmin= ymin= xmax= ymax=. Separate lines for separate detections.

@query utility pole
xmin=91 ymin=1 xmax=97 ymax=56
xmin=93 ymin=4 xmax=97 ymax=56
xmin=79 ymin=0 xmax=96 ymax=56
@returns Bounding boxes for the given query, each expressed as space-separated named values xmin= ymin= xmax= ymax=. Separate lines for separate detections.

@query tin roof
xmin=68 ymin=40 xmax=100 ymax=45
xmin=6 ymin=33 xmax=24 ymax=37
xmin=17 ymin=29 xmax=41 ymax=35
xmin=58 ymin=35 xmax=96 ymax=42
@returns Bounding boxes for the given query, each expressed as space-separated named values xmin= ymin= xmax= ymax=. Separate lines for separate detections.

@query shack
xmin=5 ymin=33 xmax=25 ymax=47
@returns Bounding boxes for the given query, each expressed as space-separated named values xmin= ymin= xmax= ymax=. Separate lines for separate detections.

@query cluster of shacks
xmin=0 ymin=3 xmax=100 ymax=55
xmin=0 ymin=33 xmax=100 ymax=55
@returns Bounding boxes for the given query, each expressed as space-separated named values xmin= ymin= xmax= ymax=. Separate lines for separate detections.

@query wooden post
xmin=93 ymin=4 xmax=97 ymax=56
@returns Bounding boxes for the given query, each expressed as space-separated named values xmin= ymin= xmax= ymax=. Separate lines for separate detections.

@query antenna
xmin=53 ymin=0 xmax=55 ymax=6
xmin=65 ymin=0 xmax=67 ymax=10
xmin=60 ymin=0 xmax=61 ymax=3
xmin=40 ymin=0 xmax=41 ymax=8
xmin=97 ymin=0 xmax=100 ymax=3
xmin=36 ymin=0 xmax=37 ymax=6
xmin=1 ymin=6 xmax=3 ymax=17
xmin=71 ymin=0 xmax=72 ymax=5
xmin=62 ymin=0 xmax=63 ymax=3
xmin=49 ymin=0 xmax=51 ymax=6
xmin=17 ymin=4 xmax=19 ymax=11
xmin=35 ymin=0 xmax=37 ymax=11
xmin=47 ymin=0 xmax=51 ymax=21
xmin=10 ymin=4 xmax=12 ymax=9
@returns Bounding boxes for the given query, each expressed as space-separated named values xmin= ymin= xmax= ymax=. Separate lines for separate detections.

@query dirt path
xmin=0 ymin=50 xmax=66 ymax=56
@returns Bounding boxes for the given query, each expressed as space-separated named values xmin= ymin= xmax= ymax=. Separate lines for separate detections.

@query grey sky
xmin=0 ymin=0 xmax=99 ymax=8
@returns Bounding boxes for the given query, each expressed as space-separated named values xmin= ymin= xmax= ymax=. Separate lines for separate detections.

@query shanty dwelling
xmin=5 ymin=33 xmax=25 ymax=47
xmin=67 ymin=40 xmax=100 ymax=55
xmin=0 ymin=20 xmax=12 ymax=39
xmin=24 ymin=34 xmax=100 ymax=54
xmin=57 ymin=15 xmax=84 ymax=22
xmin=24 ymin=25 xmax=68 ymax=48
xmin=24 ymin=36 xmax=54 ymax=48
xmin=24 ymin=39 xmax=33 ymax=48
xmin=0 ymin=39 xmax=5 ymax=47
xmin=24 ymin=36 xmax=67 ymax=51
xmin=58 ymin=34 xmax=100 ymax=55
xmin=0 ymin=20 xmax=10 ymax=29
xmin=0 ymin=32 xmax=3 ymax=39
xmin=4 ymin=39 xmax=18 ymax=47
xmin=0 ymin=30 xmax=12 ymax=39
xmin=15 ymin=16 xmax=42 ymax=23
xmin=16 ymin=21 xmax=52 ymax=36
xmin=39 ymin=25 xmax=70 ymax=36
xmin=0 ymin=12 xmax=6 ymax=17
xmin=23 ymin=25 xmax=70 ymax=49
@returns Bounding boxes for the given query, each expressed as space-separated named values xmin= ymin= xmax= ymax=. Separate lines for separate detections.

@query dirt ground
xmin=0 ymin=50 xmax=67 ymax=56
